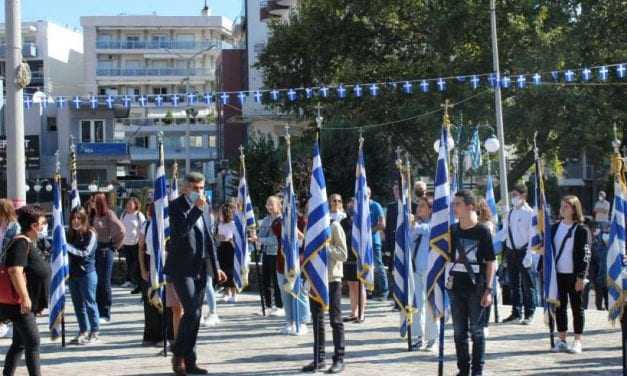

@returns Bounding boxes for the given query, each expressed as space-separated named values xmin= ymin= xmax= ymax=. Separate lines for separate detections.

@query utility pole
xmin=490 ymin=0 xmax=509 ymax=212
xmin=5 ymin=0 xmax=26 ymax=208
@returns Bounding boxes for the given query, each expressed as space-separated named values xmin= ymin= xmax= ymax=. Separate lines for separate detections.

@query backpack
xmin=0 ymin=235 xmax=31 ymax=305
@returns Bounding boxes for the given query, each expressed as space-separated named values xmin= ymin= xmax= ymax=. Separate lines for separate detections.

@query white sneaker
xmin=99 ymin=318 xmax=111 ymax=325
xmin=280 ymin=323 xmax=295 ymax=335
xmin=202 ymin=314 xmax=220 ymax=327
xmin=422 ymin=340 xmax=436 ymax=353
xmin=552 ymin=339 xmax=569 ymax=352
xmin=271 ymin=308 xmax=285 ymax=317
xmin=70 ymin=333 xmax=88 ymax=345
xmin=567 ymin=340 xmax=583 ymax=354
xmin=292 ymin=323 xmax=308 ymax=336
xmin=86 ymin=331 xmax=100 ymax=344
xmin=0 ymin=323 xmax=10 ymax=337
xmin=227 ymin=296 xmax=237 ymax=304
xmin=121 ymin=281 xmax=133 ymax=288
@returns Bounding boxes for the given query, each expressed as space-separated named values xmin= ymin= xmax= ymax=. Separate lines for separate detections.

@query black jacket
xmin=550 ymin=222 xmax=590 ymax=279
xmin=164 ymin=195 xmax=220 ymax=278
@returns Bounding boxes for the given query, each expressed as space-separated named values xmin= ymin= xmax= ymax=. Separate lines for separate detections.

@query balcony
xmin=0 ymin=43 xmax=38 ymax=58
xmin=96 ymin=67 xmax=214 ymax=78
xmin=130 ymin=145 xmax=217 ymax=162
xmin=95 ymin=39 xmax=230 ymax=51
xmin=115 ymin=119 xmax=218 ymax=134
xmin=76 ymin=143 xmax=130 ymax=161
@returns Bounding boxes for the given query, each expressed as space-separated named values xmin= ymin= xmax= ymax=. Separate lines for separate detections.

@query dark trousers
xmin=141 ymin=279 xmax=164 ymax=343
xmin=450 ymin=282 xmax=487 ymax=376
xmin=310 ymin=281 xmax=345 ymax=362
xmin=262 ymin=254 xmax=283 ymax=309
xmin=594 ymin=285 xmax=608 ymax=311
xmin=172 ymin=274 xmax=206 ymax=366
xmin=122 ymin=244 xmax=140 ymax=285
xmin=96 ymin=246 xmax=114 ymax=320
xmin=2 ymin=312 xmax=41 ymax=376
xmin=506 ymin=248 xmax=536 ymax=318
xmin=556 ymin=273 xmax=585 ymax=334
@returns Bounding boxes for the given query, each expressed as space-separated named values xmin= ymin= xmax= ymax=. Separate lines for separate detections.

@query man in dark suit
xmin=164 ymin=172 xmax=226 ymax=376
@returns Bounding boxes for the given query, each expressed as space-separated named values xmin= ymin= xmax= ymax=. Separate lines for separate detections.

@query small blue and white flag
xmin=234 ymin=158 xmax=256 ymax=291
xmin=49 ymin=175 xmax=69 ymax=339
xmin=303 ymin=141 xmax=331 ymax=310
xmin=282 ymin=135 xmax=300 ymax=293
xmin=608 ymin=152 xmax=627 ymax=323
xmin=352 ymin=138 xmax=374 ymax=290
xmin=169 ymin=163 xmax=179 ymax=202
xmin=147 ymin=141 xmax=169 ymax=303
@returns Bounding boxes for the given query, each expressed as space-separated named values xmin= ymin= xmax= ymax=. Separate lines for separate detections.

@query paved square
xmin=0 ymin=287 xmax=623 ymax=375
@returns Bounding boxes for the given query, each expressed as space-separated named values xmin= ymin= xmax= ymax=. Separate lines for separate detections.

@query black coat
xmin=550 ymin=222 xmax=590 ymax=279
xmin=163 ymin=195 xmax=220 ymax=278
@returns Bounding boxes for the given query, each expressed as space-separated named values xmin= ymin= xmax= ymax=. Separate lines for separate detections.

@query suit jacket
xmin=164 ymin=195 xmax=220 ymax=278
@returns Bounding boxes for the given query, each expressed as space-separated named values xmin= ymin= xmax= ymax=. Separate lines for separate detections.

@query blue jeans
xmin=277 ymin=273 xmax=310 ymax=325
xmin=450 ymin=280 xmax=487 ymax=376
xmin=205 ymin=275 xmax=216 ymax=314
xmin=373 ymin=244 xmax=388 ymax=298
xmin=506 ymin=249 xmax=536 ymax=318
xmin=95 ymin=247 xmax=114 ymax=320
xmin=69 ymin=271 xmax=100 ymax=333
xmin=411 ymin=271 xmax=438 ymax=342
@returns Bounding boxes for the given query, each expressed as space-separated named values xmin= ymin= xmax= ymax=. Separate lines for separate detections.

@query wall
xmin=216 ymin=49 xmax=247 ymax=161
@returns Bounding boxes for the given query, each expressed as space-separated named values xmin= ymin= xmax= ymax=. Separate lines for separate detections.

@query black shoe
xmin=302 ymin=361 xmax=326 ymax=372
xmin=327 ymin=360 xmax=344 ymax=374
xmin=131 ymin=287 xmax=141 ymax=294
xmin=342 ymin=316 xmax=357 ymax=323
xmin=186 ymin=365 xmax=208 ymax=375
xmin=501 ymin=314 xmax=521 ymax=324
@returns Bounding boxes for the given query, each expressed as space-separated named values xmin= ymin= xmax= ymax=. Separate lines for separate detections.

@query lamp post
xmin=33 ymin=180 xmax=42 ymax=203
xmin=88 ymin=181 xmax=98 ymax=194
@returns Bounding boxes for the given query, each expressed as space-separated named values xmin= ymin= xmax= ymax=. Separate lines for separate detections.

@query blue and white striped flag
xmin=485 ymin=174 xmax=498 ymax=225
xmin=303 ymin=141 xmax=331 ymax=310
xmin=392 ymin=161 xmax=416 ymax=335
xmin=49 ymin=176 xmax=69 ymax=339
xmin=608 ymin=152 xmax=627 ymax=322
xmin=148 ymin=141 xmax=169 ymax=295
xmin=469 ymin=127 xmax=482 ymax=170
xmin=352 ymin=138 xmax=374 ymax=290
xmin=529 ymin=156 xmax=559 ymax=322
xmin=69 ymin=143 xmax=81 ymax=210
xmin=234 ymin=163 xmax=255 ymax=291
xmin=426 ymin=118 xmax=452 ymax=320
xmin=282 ymin=137 xmax=300 ymax=292
xmin=169 ymin=163 xmax=179 ymax=201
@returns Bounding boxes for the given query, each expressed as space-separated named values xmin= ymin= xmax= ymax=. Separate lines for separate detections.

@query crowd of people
xmin=0 ymin=170 xmax=615 ymax=376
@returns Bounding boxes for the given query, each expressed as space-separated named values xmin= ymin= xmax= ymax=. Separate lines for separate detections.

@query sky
xmin=0 ymin=0 xmax=243 ymax=29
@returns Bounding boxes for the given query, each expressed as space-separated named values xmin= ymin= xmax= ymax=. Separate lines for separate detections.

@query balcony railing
xmin=95 ymin=39 xmax=228 ymax=50
xmin=0 ymin=43 xmax=38 ymax=58
xmin=96 ymin=68 xmax=214 ymax=77
xmin=130 ymin=145 xmax=217 ymax=161
xmin=76 ymin=142 xmax=129 ymax=157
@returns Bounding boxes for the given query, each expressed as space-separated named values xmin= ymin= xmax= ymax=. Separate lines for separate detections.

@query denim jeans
xmin=506 ymin=249 xmax=536 ymax=318
xmin=411 ymin=271 xmax=438 ymax=342
xmin=69 ymin=271 xmax=100 ymax=333
xmin=95 ymin=246 xmax=114 ymax=320
xmin=2 ymin=311 xmax=41 ymax=376
xmin=277 ymin=273 xmax=310 ymax=325
xmin=372 ymin=244 xmax=388 ymax=298
xmin=205 ymin=275 xmax=216 ymax=314
xmin=450 ymin=279 xmax=487 ymax=376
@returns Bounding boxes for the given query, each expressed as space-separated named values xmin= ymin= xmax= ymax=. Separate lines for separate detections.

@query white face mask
xmin=511 ymin=196 xmax=521 ymax=207
xmin=38 ymin=226 xmax=48 ymax=240
xmin=598 ymin=195 xmax=605 ymax=201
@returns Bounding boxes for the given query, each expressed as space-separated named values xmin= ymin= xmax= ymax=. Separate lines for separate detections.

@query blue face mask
xmin=187 ymin=191 xmax=200 ymax=204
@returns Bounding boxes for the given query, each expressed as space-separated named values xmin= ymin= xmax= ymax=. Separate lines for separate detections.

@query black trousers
xmin=140 ymin=278 xmax=164 ymax=343
xmin=556 ymin=273 xmax=585 ymax=334
xmin=310 ymin=281 xmax=345 ymax=362
xmin=172 ymin=274 xmax=206 ymax=366
xmin=2 ymin=311 xmax=41 ymax=376
xmin=262 ymin=254 xmax=283 ymax=309
xmin=122 ymin=244 xmax=140 ymax=285
xmin=594 ymin=285 xmax=608 ymax=311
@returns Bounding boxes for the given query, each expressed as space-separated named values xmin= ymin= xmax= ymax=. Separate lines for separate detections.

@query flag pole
xmin=159 ymin=134 xmax=168 ymax=358
xmin=405 ymin=153 xmax=413 ymax=352
xmin=54 ymin=152 xmax=67 ymax=349
xmin=357 ymin=130 xmax=365 ymax=323
xmin=622 ymin=310 xmax=626 ymax=376
xmin=313 ymin=106 xmax=324 ymax=369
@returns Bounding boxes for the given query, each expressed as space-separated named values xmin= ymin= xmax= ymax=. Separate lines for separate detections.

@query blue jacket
xmin=411 ymin=221 xmax=431 ymax=274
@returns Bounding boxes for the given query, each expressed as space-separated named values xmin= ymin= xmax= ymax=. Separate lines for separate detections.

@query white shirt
xmin=593 ymin=199 xmax=610 ymax=222
xmin=554 ymin=222 xmax=575 ymax=274
xmin=330 ymin=211 xmax=347 ymax=223
xmin=121 ymin=211 xmax=146 ymax=246
xmin=497 ymin=202 xmax=534 ymax=250
xmin=217 ymin=221 xmax=236 ymax=242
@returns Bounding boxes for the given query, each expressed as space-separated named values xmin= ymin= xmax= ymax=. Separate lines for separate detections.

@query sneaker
xmin=121 ymin=281 xmax=133 ymax=288
xmin=521 ymin=316 xmax=534 ymax=325
xmin=422 ymin=339 xmax=436 ymax=352
xmin=86 ymin=332 xmax=100 ymax=344
xmin=227 ymin=295 xmax=237 ymax=304
xmin=202 ymin=314 xmax=220 ymax=327
xmin=552 ymin=339 xmax=569 ymax=352
xmin=0 ymin=323 xmax=10 ymax=338
xmin=270 ymin=308 xmax=285 ymax=317
xmin=567 ymin=340 xmax=583 ymax=354
xmin=484 ymin=327 xmax=490 ymax=338
xmin=99 ymin=317 xmax=111 ymax=325
xmin=70 ymin=333 xmax=88 ymax=345
xmin=410 ymin=338 xmax=423 ymax=351
xmin=280 ymin=323 xmax=295 ymax=335
xmin=292 ymin=323 xmax=308 ymax=336
xmin=501 ymin=315 xmax=522 ymax=324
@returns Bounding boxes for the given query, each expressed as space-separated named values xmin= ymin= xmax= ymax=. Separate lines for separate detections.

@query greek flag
xmin=426 ymin=121 xmax=452 ymax=320
xmin=608 ymin=152 xmax=627 ymax=322
xmin=49 ymin=177 xmax=69 ymax=339
xmin=282 ymin=138 xmax=300 ymax=292
xmin=352 ymin=138 xmax=374 ymax=290
xmin=234 ymin=172 xmax=255 ymax=290
xmin=303 ymin=141 xmax=331 ymax=310
xmin=169 ymin=174 xmax=179 ymax=201
xmin=148 ymin=141 xmax=169 ymax=295
xmin=69 ymin=144 xmax=81 ymax=210
xmin=485 ymin=174 xmax=498 ymax=225
xmin=392 ymin=164 xmax=416 ymax=334
xmin=469 ymin=127 xmax=482 ymax=170
xmin=530 ymin=156 xmax=559 ymax=322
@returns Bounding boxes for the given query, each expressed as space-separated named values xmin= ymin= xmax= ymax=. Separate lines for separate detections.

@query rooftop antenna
xmin=201 ymin=0 xmax=210 ymax=16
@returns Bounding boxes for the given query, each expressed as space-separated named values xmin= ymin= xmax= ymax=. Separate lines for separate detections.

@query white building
xmin=79 ymin=12 xmax=234 ymax=186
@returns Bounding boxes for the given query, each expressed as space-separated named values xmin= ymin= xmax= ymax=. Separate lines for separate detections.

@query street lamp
xmin=45 ymin=183 xmax=52 ymax=192
xmin=484 ymin=134 xmax=500 ymax=154
xmin=106 ymin=183 xmax=114 ymax=192
xmin=88 ymin=181 xmax=98 ymax=193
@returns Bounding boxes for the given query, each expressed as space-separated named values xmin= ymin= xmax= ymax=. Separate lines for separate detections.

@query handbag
xmin=0 ymin=235 xmax=30 ymax=305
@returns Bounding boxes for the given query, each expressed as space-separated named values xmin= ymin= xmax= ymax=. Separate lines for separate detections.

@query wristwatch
xmin=484 ymin=287 xmax=493 ymax=293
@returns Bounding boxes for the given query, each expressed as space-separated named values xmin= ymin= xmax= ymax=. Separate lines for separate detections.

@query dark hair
xmin=512 ymin=184 xmax=527 ymax=195
xmin=94 ymin=193 xmax=110 ymax=217
xmin=221 ymin=202 xmax=235 ymax=223
xmin=17 ymin=205 xmax=44 ymax=234
xmin=126 ymin=197 xmax=141 ymax=212
xmin=454 ymin=189 xmax=476 ymax=206
xmin=185 ymin=172 xmax=205 ymax=184
xmin=68 ymin=208 xmax=93 ymax=243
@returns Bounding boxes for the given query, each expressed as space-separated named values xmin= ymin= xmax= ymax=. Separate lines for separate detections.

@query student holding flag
xmin=0 ymin=205 xmax=51 ymax=376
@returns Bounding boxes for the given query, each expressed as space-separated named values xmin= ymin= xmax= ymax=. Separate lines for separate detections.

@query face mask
xmin=511 ymin=196 xmax=520 ymax=207
xmin=599 ymin=195 xmax=605 ymax=201
xmin=38 ymin=226 xmax=48 ymax=240
xmin=187 ymin=191 xmax=200 ymax=203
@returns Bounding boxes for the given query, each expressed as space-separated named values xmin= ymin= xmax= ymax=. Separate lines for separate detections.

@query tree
xmin=255 ymin=0 xmax=626 ymax=203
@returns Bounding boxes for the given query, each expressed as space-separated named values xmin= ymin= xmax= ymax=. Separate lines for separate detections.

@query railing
xmin=0 ymin=43 xmax=38 ymax=58
xmin=96 ymin=67 xmax=214 ymax=77
xmin=95 ymin=39 xmax=229 ymax=50
xmin=130 ymin=145 xmax=218 ymax=160
xmin=115 ymin=118 xmax=217 ymax=127
xmin=76 ymin=142 xmax=129 ymax=157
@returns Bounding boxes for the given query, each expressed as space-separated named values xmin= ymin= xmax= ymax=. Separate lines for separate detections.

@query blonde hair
xmin=267 ymin=195 xmax=282 ymax=210
xmin=476 ymin=198 xmax=493 ymax=224
xmin=0 ymin=199 xmax=16 ymax=223
xmin=562 ymin=195 xmax=584 ymax=223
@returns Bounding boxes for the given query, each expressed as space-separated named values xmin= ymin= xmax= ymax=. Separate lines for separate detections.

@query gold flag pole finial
xmin=441 ymin=99 xmax=454 ymax=129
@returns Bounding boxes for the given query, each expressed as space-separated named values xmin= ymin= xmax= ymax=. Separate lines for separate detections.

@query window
xmin=134 ymin=136 xmax=149 ymax=148
xmin=125 ymin=60 xmax=143 ymax=69
xmin=152 ymin=87 xmax=168 ymax=95
xmin=80 ymin=120 xmax=106 ymax=143
xmin=125 ymin=35 xmax=141 ymax=47
xmin=47 ymin=117 xmax=57 ymax=132
xmin=189 ymin=136 xmax=203 ymax=147
xmin=126 ymin=87 xmax=140 ymax=96
xmin=208 ymin=135 xmax=217 ymax=148
xmin=151 ymin=34 xmax=168 ymax=48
